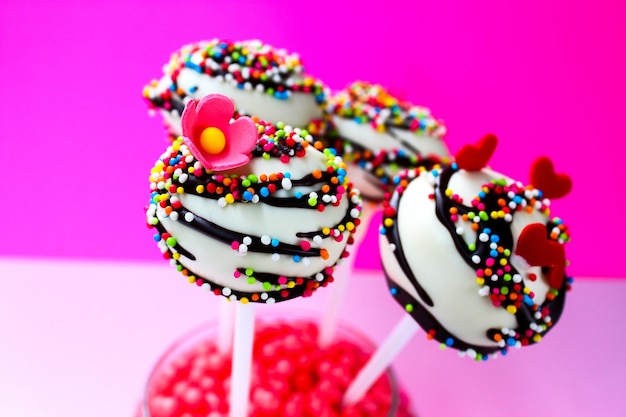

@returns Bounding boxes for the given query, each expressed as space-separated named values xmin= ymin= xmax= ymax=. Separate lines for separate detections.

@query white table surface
xmin=1 ymin=258 xmax=625 ymax=417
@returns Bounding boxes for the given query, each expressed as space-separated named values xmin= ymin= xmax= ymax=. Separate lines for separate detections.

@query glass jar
xmin=136 ymin=313 xmax=402 ymax=417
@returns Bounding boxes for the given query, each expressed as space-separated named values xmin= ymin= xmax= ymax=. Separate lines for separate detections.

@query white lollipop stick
xmin=216 ymin=298 xmax=235 ymax=355
xmin=318 ymin=202 xmax=377 ymax=348
xmin=343 ymin=314 xmax=419 ymax=406
xmin=229 ymin=302 xmax=255 ymax=417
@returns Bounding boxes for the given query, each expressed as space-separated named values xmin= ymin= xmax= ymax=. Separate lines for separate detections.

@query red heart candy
xmin=455 ymin=134 xmax=498 ymax=171
xmin=515 ymin=223 xmax=566 ymax=289
xmin=529 ymin=156 xmax=572 ymax=199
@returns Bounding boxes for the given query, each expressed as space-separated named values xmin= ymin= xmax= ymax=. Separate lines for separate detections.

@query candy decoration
xmin=515 ymin=223 xmax=566 ymax=289
xmin=455 ymin=133 xmax=498 ymax=171
xmin=181 ymin=94 xmax=257 ymax=171
xmin=529 ymin=156 xmax=572 ymax=199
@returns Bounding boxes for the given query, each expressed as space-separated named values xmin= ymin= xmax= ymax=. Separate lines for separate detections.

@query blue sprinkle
xmin=490 ymin=235 xmax=499 ymax=243
xmin=445 ymin=338 xmax=454 ymax=347
xmin=490 ymin=250 xmax=498 ymax=257
xmin=507 ymin=338 xmax=516 ymax=347
xmin=338 ymin=176 xmax=345 ymax=184
xmin=294 ymin=191 xmax=303 ymax=199
xmin=478 ymin=191 xmax=486 ymax=199
xmin=513 ymin=196 xmax=523 ymax=204
xmin=184 ymin=62 xmax=202 ymax=72
xmin=337 ymin=168 xmax=347 ymax=177
xmin=523 ymin=295 xmax=534 ymax=306
xmin=484 ymin=228 xmax=491 ymax=234
xmin=380 ymin=176 xmax=389 ymax=184
xmin=238 ymin=56 xmax=246 ymax=64
xmin=379 ymin=227 xmax=387 ymax=235
xmin=260 ymin=187 xmax=269 ymax=197
xmin=390 ymin=287 xmax=397 ymax=295
xmin=153 ymin=234 xmax=161 ymax=242
xmin=482 ymin=355 xmax=489 ymax=361
xmin=243 ymin=191 xmax=253 ymax=201
xmin=284 ymin=172 xmax=291 ymax=179
xmin=271 ymin=239 xmax=279 ymax=247
xmin=189 ymin=86 xmax=198 ymax=93
xmin=432 ymin=170 xmax=439 ymax=177
xmin=393 ymin=176 xmax=401 ymax=185
xmin=292 ymin=255 xmax=301 ymax=263
xmin=501 ymin=349 xmax=508 ymax=356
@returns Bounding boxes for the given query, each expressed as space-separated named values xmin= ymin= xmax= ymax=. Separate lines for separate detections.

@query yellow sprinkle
xmin=523 ymin=287 xmax=531 ymax=294
xmin=322 ymin=227 xmax=330 ymax=235
xmin=173 ymin=253 xmax=180 ymax=260
xmin=196 ymin=185 xmax=205 ymax=194
xmin=177 ymin=187 xmax=184 ymax=194
xmin=533 ymin=334 xmax=542 ymax=343
xmin=445 ymin=188 xmax=453 ymax=197
xmin=187 ymin=276 xmax=195 ymax=284
xmin=240 ymin=297 xmax=249 ymax=304
xmin=346 ymin=222 xmax=355 ymax=231
xmin=338 ymin=224 xmax=345 ymax=232
xmin=383 ymin=218 xmax=394 ymax=227
xmin=225 ymin=193 xmax=235 ymax=204
xmin=499 ymin=258 xmax=508 ymax=266
xmin=476 ymin=277 xmax=485 ymax=285
xmin=506 ymin=305 xmax=517 ymax=314
xmin=287 ymin=281 xmax=296 ymax=288
xmin=188 ymin=167 xmax=195 ymax=174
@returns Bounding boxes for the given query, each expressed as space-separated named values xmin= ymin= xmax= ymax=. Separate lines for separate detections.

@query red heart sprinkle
xmin=515 ymin=223 xmax=566 ymax=289
xmin=529 ymin=156 xmax=572 ymax=199
xmin=455 ymin=134 xmax=498 ymax=171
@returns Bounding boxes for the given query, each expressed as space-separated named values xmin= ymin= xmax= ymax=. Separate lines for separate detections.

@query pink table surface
xmin=1 ymin=258 xmax=624 ymax=417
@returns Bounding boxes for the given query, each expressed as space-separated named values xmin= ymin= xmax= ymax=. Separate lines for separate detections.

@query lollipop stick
xmin=229 ymin=302 xmax=255 ymax=417
xmin=216 ymin=298 xmax=235 ymax=355
xmin=343 ymin=314 xmax=419 ymax=406
xmin=318 ymin=202 xmax=377 ymax=348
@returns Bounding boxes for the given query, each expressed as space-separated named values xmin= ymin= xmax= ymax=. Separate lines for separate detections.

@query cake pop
xmin=379 ymin=134 xmax=572 ymax=358
xmin=146 ymin=94 xmax=361 ymax=304
xmin=143 ymin=39 xmax=328 ymax=140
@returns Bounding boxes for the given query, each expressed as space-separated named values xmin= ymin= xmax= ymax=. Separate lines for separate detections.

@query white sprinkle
xmin=271 ymin=253 xmax=280 ymax=262
xmin=179 ymin=173 xmax=189 ymax=184
xmin=479 ymin=233 xmax=489 ymax=242
xmin=266 ymin=298 xmax=276 ymax=304
xmin=260 ymin=293 xmax=268 ymax=300
xmin=478 ymin=286 xmax=490 ymax=297
xmin=202 ymin=283 xmax=211 ymax=291
xmin=184 ymin=212 xmax=194 ymax=222
xmin=315 ymin=273 xmax=324 ymax=282
xmin=472 ymin=255 xmax=481 ymax=264
xmin=222 ymin=287 xmax=232 ymax=296
xmin=490 ymin=242 xmax=498 ymax=249
xmin=218 ymin=198 xmax=227 ymax=207
xmin=466 ymin=349 xmax=477 ymax=359
xmin=389 ymin=243 xmax=397 ymax=252
xmin=513 ymin=274 xmax=523 ymax=283
xmin=313 ymin=235 xmax=323 ymax=245
xmin=261 ymin=235 xmax=271 ymax=245
xmin=243 ymin=236 xmax=252 ymax=245
xmin=350 ymin=208 xmax=360 ymax=218
xmin=238 ymin=244 xmax=248 ymax=254
xmin=456 ymin=227 xmax=464 ymax=235
xmin=281 ymin=178 xmax=292 ymax=190
xmin=229 ymin=294 xmax=237 ymax=301
xmin=169 ymin=211 xmax=179 ymax=221
xmin=322 ymin=194 xmax=332 ymax=203
xmin=535 ymin=312 xmax=542 ymax=319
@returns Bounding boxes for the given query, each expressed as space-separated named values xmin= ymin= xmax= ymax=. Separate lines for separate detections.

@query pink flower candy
xmin=181 ymin=94 xmax=257 ymax=171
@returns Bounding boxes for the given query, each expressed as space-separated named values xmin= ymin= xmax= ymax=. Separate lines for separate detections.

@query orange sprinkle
xmin=320 ymin=249 xmax=329 ymax=260
xmin=223 ymin=177 xmax=232 ymax=187
xmin=484 ymin=268 xmax=493 ymax=276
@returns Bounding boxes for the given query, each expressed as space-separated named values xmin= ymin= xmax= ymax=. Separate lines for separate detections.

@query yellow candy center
xmin=200 ymin=127 xmax=226 ymax=154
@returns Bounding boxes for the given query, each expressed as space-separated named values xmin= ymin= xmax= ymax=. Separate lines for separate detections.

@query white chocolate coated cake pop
xmin=379 ymin=135 xmax=573 ymax=359
xmin=146 ymin=94 xmax=361 ymax=304
xmin=143 ymin=39 xmax=328 ymax=140
xmin=323 ymin=81 xmax=450 ymax=201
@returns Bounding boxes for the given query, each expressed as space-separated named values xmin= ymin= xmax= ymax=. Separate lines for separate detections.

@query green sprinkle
xmin=166 ymin=237 xmax=177 ymax=247
xmin=405 ymin=304 xmax=414 ymax=313
xmin=245 ymin=268 xmax=254 ymax=276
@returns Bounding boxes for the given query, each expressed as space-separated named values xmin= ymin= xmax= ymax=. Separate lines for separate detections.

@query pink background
xmin=1 ymin=0 xmax=625 ymax=278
